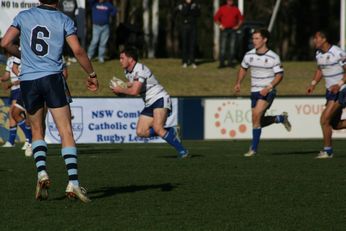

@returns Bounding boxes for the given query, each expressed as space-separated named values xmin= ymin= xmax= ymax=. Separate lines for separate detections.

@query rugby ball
xmin=109 ymin=76 xmax=127 ymax=89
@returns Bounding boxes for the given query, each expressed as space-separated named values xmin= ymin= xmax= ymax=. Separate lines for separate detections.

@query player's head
xmin=119 ymin=46 xmax=139 ymax=69
xmin=226 ymin=0 xmax=234 ymax=6
xmin=39 ymin=0 xmax=59 ymax=5
xmin=252 ymin=28 xmax=270 ymax=50
xmin=313 ymin=30 xmax=330 ymax=49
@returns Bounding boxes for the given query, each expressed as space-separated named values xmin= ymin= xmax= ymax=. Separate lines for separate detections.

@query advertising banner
xmin=44 ymin=98 xmax=178 ymax=144
xmin=0 ymin=0 xmax=85 ymax=39
xmin=204 ymin=98 xmax=346 ymax=139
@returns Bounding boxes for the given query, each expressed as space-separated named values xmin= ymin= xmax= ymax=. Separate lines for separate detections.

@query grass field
xmin=0 ymin=59 xmax=321 ymax=97
xmin=1 ymin=140 xmax=346 ymax=230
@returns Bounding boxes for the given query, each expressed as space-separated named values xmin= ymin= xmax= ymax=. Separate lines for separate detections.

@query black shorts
xmin=20 ymin=73 xmax=71 ymax=114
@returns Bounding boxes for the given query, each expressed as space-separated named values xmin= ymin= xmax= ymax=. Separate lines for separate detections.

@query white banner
xmin=0 ymin=0 xmax=85 ymax=38
xmin=44 ymin=98 xmax=178 ymax=144
xmin=204 ymin=98 xmax=346 ymax=139
xmin=0 ymin=0 xmax=40 ymax=37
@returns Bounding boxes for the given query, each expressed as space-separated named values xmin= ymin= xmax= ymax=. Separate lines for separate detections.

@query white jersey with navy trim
xmin=5 ymin=56 xmax=20 ymax=91
xmin=11 ymin=5 xmax=76 ymax=81
xmin=124 ymin=63 xmax=169 ymax=107
xmin=241 ymin=49 xmax=284 ymax=92
xmin=315 ymin=45 xmax=346 ymax=89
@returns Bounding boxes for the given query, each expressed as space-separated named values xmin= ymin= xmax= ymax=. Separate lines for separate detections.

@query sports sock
xmin=62 ymin=147 xmax=79 ymax=186
xmin=323 ymin=147 xmax=333 ymax=155
xmin=8 ymin=126 xmax=17 ymax=145
xmin=149 ymin=127 xmax=157 ymax=137
xmin=251 ymin=128 xmax=262 ymax=152
xmin=275 ymin=115 xmax=284 ymax=123
xmin=32 ymin=140 xmax=47 ymax=174
xmin=18 ymin=120 xmax=32 ymax=143
xmin=163 ymin=127 xmax=186 ymax=154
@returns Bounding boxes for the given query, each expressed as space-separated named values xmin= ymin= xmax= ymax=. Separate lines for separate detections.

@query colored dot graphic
xmin=213 ymin=101 xmax=248 ymax=138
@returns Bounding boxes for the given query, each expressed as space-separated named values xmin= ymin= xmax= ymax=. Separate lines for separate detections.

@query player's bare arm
xmin=234 ymin=67 xmax=247 ymax=93
xmin=112 ymin=80 xmax=142 ymax=96
xmin=307 ymin=68 xmax=323 ymax=94
xmin=0 ymin=27 xmax=21 ymax=58
xmin=260 ymin=73 xmax=283 ymax=96
xmin=66 ymin=34 xmax=99 ymax=92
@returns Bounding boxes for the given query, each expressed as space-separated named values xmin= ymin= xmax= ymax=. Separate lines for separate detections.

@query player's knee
xmin=136 ymin=128 xmax=147 ymax=137
xmin=153 ymin=124 xmax=165 ymax=136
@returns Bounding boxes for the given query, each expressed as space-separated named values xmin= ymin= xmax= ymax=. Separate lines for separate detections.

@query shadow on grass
xmin=88 ymin=183 xmax=178 ymax=199
xmin=271 ymin=150 xmax=318 ymax=155
xmin=52 ymin=183 xmax=178 ymax=201
xmin=158 ymin=154 xmax=204 ymax=159
xmin=78 ymin=148 xmax=123 ymax=155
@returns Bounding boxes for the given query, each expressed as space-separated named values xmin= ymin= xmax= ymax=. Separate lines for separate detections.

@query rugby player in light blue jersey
xmin=234 ymin=28 xmax=291 ymax=157
xmin=307 ymin=31 xmax=346 ymax=159
xmin=1 ymin=0 xmax=99 ymax=202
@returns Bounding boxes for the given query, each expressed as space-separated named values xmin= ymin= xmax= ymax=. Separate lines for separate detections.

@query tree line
xmin=86 ymin=0 xmax=341 ymax=61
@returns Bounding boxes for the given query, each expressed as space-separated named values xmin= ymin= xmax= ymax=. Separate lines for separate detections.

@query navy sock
xmin=8 ymin=126 xmax=17 ymax=145
xmin=251 ymin=128 xmax=262 ymax=152
xmin=324 ymin=147 xmax=333 ymax=155
xmin=275 ymin=115 xmax=284 ymax=123
xmin=18 ymin=120 xmax=32 ymax=143
xmin=149 ymin=127 xmax=156 ymax=137
xmin=163 ymin=127 xmax=186 ymax=154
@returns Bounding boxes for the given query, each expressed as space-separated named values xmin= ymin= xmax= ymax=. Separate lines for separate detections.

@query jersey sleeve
xmin=13 ymin=57 xmax=21 ymax=65
xmin=272 ymin=56 xmax=284 ymax=74
xmin=241 ymin=55 xmax=249 ymax=69
xmin=11 ymin=13 xmax=22 ymax=30
xmin=339 ymin=50 xmax=346 ymax=66
xmin=64 ymin=17 xmax=77 ymax=37
xmin=5 ymin=59 xmax=11 ymax=72
xmin=136 ymin=64 xmax=152 ymax=83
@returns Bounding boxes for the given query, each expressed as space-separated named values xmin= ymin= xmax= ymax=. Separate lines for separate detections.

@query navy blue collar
xmin=38 ymin=4 xmax=58 ymax=11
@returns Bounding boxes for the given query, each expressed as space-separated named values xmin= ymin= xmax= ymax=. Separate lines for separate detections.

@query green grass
xmin=1 ymin=140 xmax=346 ymax=230
xmin=0 ymin=59 xmax=322 ymax=97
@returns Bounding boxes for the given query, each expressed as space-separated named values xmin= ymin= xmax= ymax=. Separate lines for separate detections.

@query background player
xmin=110 ymin=46 xmax=189 ymax=158
xmin=306 ymin=31 xmax=346 ymax=158
xmin=0 ymin=53 xmax=32 ymax=156
xmin=1 ymin=0 xmax=99 ymax=202
xmin=234 ymin=28 xmax=291 ymax=157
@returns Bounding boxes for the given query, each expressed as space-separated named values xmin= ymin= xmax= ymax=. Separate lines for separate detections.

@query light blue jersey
xmin=11 ymin=5 xmax=76 ymax=81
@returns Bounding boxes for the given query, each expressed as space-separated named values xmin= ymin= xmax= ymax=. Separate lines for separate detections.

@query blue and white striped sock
xmin=62 ymin=147 xmax=79 ymax=186
xmin=32 ymin=140 xmax=47 ymax=174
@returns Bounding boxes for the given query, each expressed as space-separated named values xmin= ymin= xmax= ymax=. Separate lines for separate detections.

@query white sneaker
xmin=68 ymin=57 xmax=77 ymax=63
xmin=182 ymin=63 xmax=187 ymax=68
xmin=282 ymin=112 xmax=292 ymax=132
xmin=2 ymin=141 xmax=14 ymax=147
xmin=191 ymin=63 xmax=197 ymax=69
xmin=22 ymin=141 xmax=30 ymax=150
xmin=35 ymin=171 xmax=50 ymax=200
xmin=244 ymin=149 xmax=256 ymax=157
xmin=315 ymin=151 xmax=333 ymax=159
xmin=65 ymin=183 xmax=91 ymax=203
xmin=25 ymin=143 xmax=33 ymax=157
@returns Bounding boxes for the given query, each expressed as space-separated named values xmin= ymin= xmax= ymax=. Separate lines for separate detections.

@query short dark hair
xmin=39 ymin=0 xmax=59 ymax=4
xmin=120 ymin=46 xmax=139 ymax=62
xmin=253 ymin=28 xmax=271 ymax=43
xmin=315 ymin=30 xmax=330 ymax=43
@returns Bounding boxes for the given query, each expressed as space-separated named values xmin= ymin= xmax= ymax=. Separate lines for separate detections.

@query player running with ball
xmin=110 ymin=46 xmax=189 ymax=159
